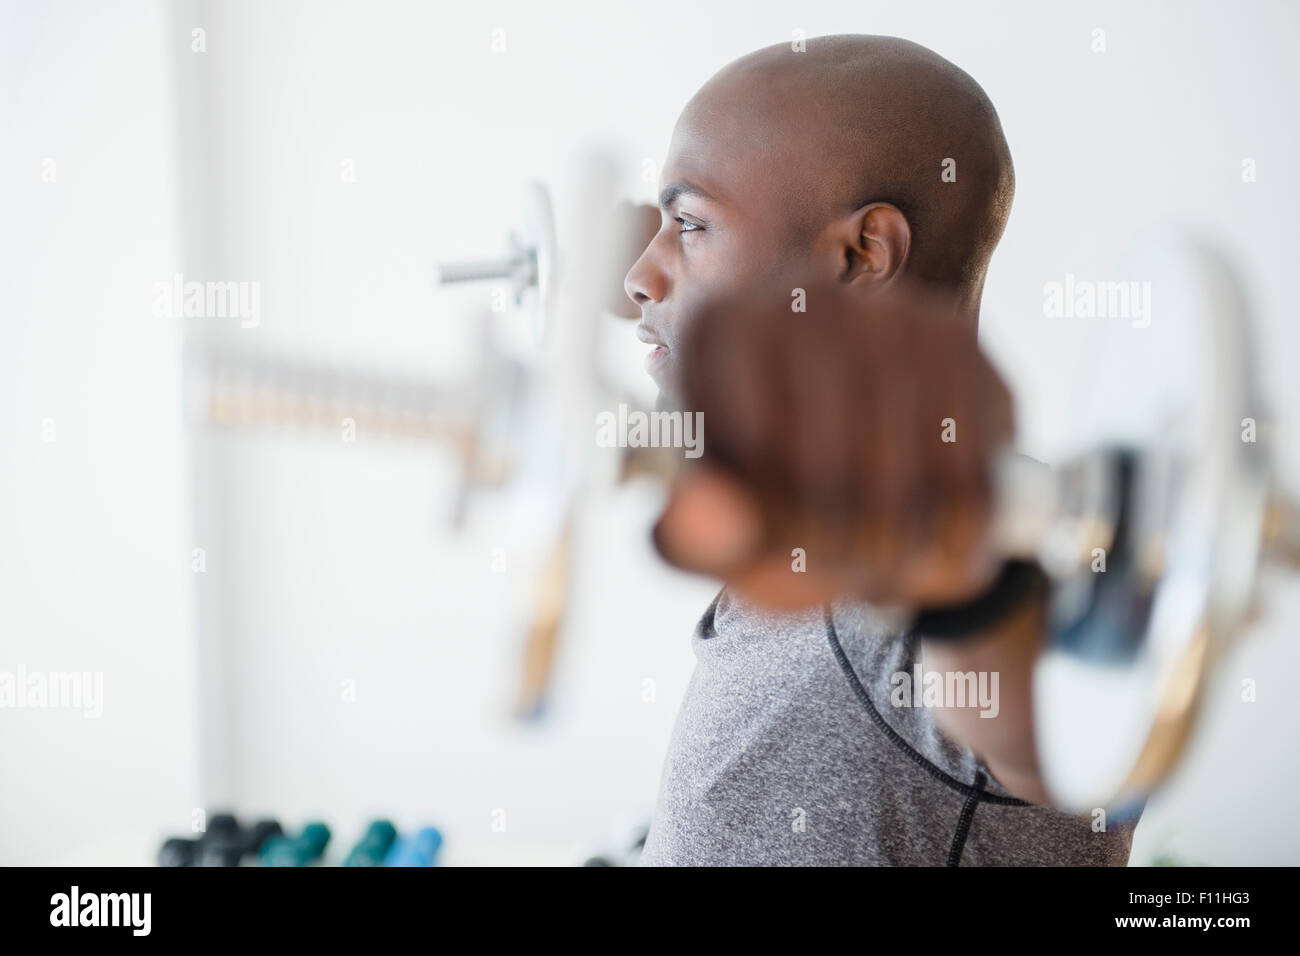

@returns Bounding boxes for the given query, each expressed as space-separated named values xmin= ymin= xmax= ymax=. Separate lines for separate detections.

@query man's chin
xmin=654 ymin=385 xmax=684 ymax=414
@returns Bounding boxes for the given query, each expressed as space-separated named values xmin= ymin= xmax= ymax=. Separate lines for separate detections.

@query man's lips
xmin=635 ymin=323 xmax=666 ymax=347
xmin=643 ymin=344 xmax=670 ymax=374
xmin=637 ymin=323 xmax=670 ymax=375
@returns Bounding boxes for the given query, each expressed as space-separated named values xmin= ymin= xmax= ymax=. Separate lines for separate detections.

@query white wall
xmin=4 ymin=0 xmax=1299 ymax=865
xmin=0 ymin=0 xmax=199 ymax=864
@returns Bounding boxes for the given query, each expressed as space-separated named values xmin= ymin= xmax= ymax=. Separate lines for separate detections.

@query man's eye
xmin=675 ymin=217 xmax=701 ymax=234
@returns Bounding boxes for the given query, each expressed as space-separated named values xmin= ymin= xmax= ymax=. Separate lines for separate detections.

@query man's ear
xmin=837 ymin=202 xmax=911 ymax=288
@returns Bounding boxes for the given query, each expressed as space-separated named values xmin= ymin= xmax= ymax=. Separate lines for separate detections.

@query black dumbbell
xmin=159 ymin=813 xmax=284 ymax=867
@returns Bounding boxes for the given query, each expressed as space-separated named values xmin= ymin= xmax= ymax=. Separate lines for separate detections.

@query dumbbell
xmin=197 ymin=817 xmax=284 ymax=867
xmin=157 ymin=815 xmax=230 ymax=867
xmin=343 ymin=820 xmax=398 ymax=867
xmin=157 ymin=836 xmax=199 ymax=867
xmin=259 ymin=822 xmax=331 ymax=867
xmin=194 ymin=818 xmax=243 ymax=867
xmin=156 ymin=813 xmax=240 ymax=866
xmin=580 ymin=821 xmax=650 ymax=867
xmin=1023 ymin=237 xmax=1300 ymax=811
xmin=432 ymin=181 xmax=558 ymax=346
xmin=159 ymin=814 xmax=285 ymax=867
xmin=383 ymin=827 xmax=443 ymax=867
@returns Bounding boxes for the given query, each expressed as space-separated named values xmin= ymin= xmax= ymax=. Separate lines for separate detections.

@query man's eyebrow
xmin=659 ymin=181 xmax=717 ymax=208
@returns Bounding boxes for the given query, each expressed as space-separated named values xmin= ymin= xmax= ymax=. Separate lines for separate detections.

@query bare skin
xmin=617 ymin=35 xmax=1053 ymax=805
xmin=623 ymin=36 xmax=1015 ymax=401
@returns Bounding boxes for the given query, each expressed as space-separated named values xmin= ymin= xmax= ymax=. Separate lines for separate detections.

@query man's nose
xmin=624 ymin=246 xmax=668 ymax=308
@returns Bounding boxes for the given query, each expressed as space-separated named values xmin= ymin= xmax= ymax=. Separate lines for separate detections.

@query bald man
xmin=619 ymin=36 xmax=1140 ymax=865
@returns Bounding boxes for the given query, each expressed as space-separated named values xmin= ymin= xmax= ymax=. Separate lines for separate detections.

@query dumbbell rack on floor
xmin=158 ymin=813 xmax=444 ymax=867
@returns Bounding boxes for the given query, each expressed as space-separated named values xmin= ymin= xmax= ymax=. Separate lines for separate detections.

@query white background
xmin=2 ymin=0 xmax=1298 ymax=865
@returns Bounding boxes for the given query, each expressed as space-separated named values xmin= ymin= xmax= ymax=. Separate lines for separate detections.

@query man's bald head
xmin=684 ymin=35 xmax=1013 ymax=294
xmin=626 ymin=35 xmax=1014 ymax=400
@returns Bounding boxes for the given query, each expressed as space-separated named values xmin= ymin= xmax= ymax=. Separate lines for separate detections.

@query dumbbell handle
xmin=433 ymin=251 xmax=532 ymax=285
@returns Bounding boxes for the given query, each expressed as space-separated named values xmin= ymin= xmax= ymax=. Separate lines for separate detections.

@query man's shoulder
xmin=642 ymin=592 xmax=1138 ymax=865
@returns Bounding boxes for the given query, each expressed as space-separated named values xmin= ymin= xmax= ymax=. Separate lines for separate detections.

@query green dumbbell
xmin=343 ymin=820 xmax=398 ymax=867
xmin=259 ymin=821 xmax=331 ymax=867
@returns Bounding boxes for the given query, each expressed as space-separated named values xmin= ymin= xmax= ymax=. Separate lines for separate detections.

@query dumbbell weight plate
xmin=432 ymin=181 xmax=559 ymax=347
xmin=1033 ymin=236 xmax=1271 ymax=811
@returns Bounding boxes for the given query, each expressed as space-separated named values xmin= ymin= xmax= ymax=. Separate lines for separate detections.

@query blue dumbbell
xmin=384 ymin=827 xmax=443 ymax=867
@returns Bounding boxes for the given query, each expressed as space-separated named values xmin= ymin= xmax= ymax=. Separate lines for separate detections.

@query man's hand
xmin=653 ymin=279 xmax=1016 ymax=611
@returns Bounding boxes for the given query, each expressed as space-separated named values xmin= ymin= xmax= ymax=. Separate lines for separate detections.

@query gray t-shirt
xmin=639 ymin=588 xmax=1139 ymax=866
